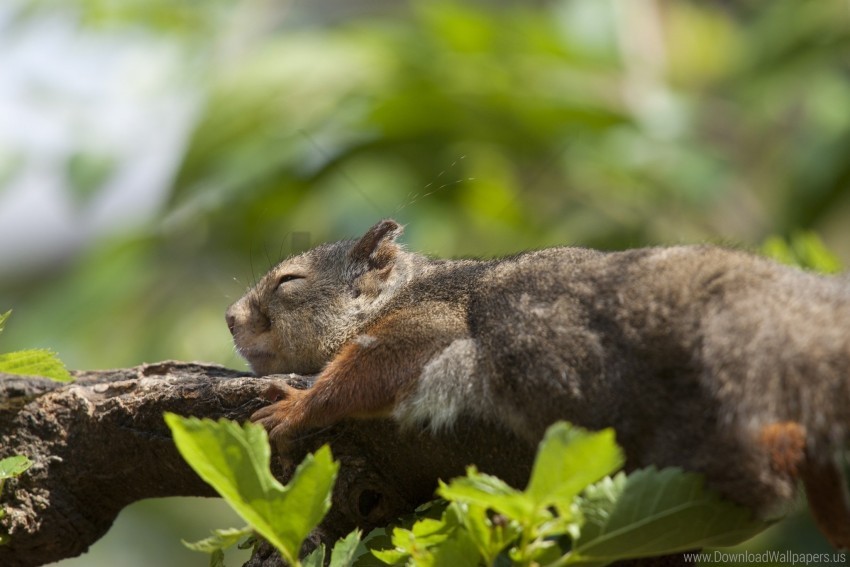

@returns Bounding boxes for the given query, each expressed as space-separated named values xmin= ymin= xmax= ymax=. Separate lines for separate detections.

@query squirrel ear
xmin=348 ymin=219 xmax=403 ymax=272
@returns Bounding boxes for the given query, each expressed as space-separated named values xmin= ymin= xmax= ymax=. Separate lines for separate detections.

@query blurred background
xmin=1 ymin=0 xmax=848 ymax=565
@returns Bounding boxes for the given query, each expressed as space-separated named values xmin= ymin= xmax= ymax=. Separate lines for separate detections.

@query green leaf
xmin=328 ymin=530 xmax=363 ymax=567
xmin=183 ymin=526 xmax=253 ymax=554
xmin=564 ymin=468 xmax=769 ymax=566
xmin=0 ymin=456 xmax=32 ymax=480
xmin=0 ymin=311 xmax=9 ymax=335
xmin=0 ymin=349 xmax=73 ymax=382
xmin=451 ymin=502 xmax=519 ymax=565
xmin=354 ymin=528 xmax=395 ymax=567
xmin=303 ymin=544 xmax=326 ymax=567
xmin=371 ymin=503 xmax=466 ymax=566
xmin=438 ymin=467 xmax=533 ymax=522
xmin=382 ymin=520 xmax=449 ymax=562
xmin=165 ymin=414 xmax=339 ymax=566
xmin=303 ymin=530 xmax=364 ymax=567
xmin=370 ymin=546 xmax=408 ymax=565
xmin=421 ymin=528 xmax=481 ymax=567
xmin=526 ymin=423 xmax=624 ymax=508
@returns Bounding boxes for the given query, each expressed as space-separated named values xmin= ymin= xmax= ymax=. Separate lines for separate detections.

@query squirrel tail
xmin=802 ymin=455 xmax=850 ymax=549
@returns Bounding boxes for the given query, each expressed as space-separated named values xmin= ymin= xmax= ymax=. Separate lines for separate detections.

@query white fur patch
xmin=394 ymin=338 xmax=478 ymax=431
xmin=354 ymin=334 xmax=378 ymax=348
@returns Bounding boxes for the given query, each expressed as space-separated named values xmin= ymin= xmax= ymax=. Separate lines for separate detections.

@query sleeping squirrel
xmin=226 ymin=219 xmax=850 ymax=549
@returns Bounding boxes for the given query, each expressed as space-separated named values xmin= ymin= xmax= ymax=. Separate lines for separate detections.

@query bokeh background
xmin=1 ymin=0 xmax=849 ymax=565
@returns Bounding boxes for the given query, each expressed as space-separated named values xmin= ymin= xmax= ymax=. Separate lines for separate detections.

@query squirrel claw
xmin=260 ymin=383 xmax=291 ymax=403
xmin=251 ymin=402 xmax=299 ymax=451
xmin=250 ymin=385 xmax=309 ymax=449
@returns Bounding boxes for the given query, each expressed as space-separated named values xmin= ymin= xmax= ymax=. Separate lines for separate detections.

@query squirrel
xmin=226 ymin=219 xmax=850 ymax=549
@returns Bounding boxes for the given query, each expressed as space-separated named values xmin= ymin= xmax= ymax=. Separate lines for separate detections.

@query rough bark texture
xmin=0 ymin=362 xmax=690 ymax=567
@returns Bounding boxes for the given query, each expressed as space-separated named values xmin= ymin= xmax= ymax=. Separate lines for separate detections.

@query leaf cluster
xmin=166 ymin=418 xmax=769 ymax=567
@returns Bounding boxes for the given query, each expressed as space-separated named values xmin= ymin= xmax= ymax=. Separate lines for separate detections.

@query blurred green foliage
xmin=3 ymin=0 xmax=850 ymax=564
xmin=762 ymin=231 xmax=843 ymax=274
xmin=6 ymin=0 xmax=850 ymax=369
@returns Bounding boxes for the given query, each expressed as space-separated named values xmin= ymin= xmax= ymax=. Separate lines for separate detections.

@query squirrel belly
xmin=227 ymin=219 xmax=850 ymax=550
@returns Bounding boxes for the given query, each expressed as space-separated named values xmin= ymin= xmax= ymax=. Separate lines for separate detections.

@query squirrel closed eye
xmin=276 ymin=274 xmax=304 ymax=288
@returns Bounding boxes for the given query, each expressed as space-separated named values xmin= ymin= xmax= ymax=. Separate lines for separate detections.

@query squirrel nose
xmin=225 ymin=312 xmax=237 ymax=335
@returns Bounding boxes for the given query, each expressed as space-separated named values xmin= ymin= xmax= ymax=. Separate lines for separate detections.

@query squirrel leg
xmin=251 ymin=309 xmax=464 ymax=448
xmin=251 ymin=383 xmax=314 ymax=447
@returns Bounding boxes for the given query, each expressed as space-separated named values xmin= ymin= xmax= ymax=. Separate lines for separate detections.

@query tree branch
xmin=0 ymin=362 xmax=266 ymax=565
xmin=0 ymin=362 xmax=690 ymax=567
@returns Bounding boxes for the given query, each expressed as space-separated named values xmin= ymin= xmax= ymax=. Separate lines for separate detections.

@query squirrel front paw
xmin=251 ymin=384 xmax=310 ymax=449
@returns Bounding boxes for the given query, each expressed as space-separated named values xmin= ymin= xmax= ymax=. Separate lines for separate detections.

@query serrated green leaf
xmin=564 ymin=467 xmax=769 ymax=566
xmin=0 ymin=349 xmax=72 ymax=382
xmin=421 ymin=527 xmax=480 ymax=567
xmin=526 ymin=423 xmax=624 ymax=508
xmin=0 ymin=311 xmax=10 ymax=335
xmin=328 ymin=530 xmax=363 ymax=567
xmin=370 ymin=546 xmax=409 ymax=565
xmin=306 ymin=533 xmax=364 ymax=567
xmin=0 ymin=456 xmax=32 ymax=480
xmin=165 ymin=414 xmax=339 ymax=566
xmin=371 ymin=503 xmax=466 ymax=566
xmin=358 ymin=528 xmax=398 ymax=567
xmin=303 ymin=544 xmax=326 ymax=567
xmin=451 ymin=502 xmax=519 ymax=565
xmin=410 ymin=515 xmax=457 ymax=546
xmin=183 ymin=526 xmax=253 ymax=554
xmin=438 ymin=467 xmax=533 ymax=522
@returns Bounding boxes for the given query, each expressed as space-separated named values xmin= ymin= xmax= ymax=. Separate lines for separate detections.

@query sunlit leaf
xmin=451 ymin=502 xmax=519 ymax=565
xmin=526 ymin=423 xmax=624 ymax=508
xmin=0 ymin=349 xmax=72 ymax=382
xmin=182 ymin=526 xmax=252 ymax=554
xmin=165 ymin=414 xmax=339 ymax=566
xmin=328 ymin=530 xmax=363 ymax=567
xmin=0 ymin=456 xmax=32 ymax=480
xmin=438 ymin=468 xmax=533 ymax=523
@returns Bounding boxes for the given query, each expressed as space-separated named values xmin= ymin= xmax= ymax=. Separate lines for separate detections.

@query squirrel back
xmin=228 ymin=219 xmax=850 ymax=549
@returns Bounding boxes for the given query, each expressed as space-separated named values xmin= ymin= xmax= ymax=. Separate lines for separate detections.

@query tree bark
xmin=0 ymin=362 xmax=690 ymax=567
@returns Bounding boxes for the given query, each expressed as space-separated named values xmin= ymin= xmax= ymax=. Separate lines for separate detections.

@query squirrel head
xmin=226 ymin=219 xmax=415 ymax=375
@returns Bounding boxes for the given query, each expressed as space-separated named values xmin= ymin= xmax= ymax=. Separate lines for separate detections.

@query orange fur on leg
xmin=251 ymin=304 xmax=465 ymax=446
